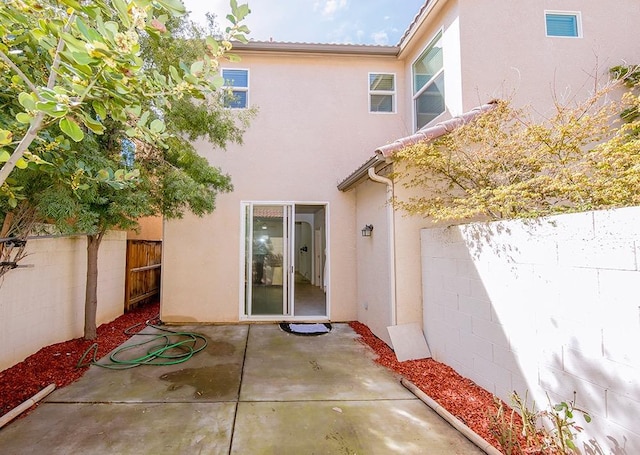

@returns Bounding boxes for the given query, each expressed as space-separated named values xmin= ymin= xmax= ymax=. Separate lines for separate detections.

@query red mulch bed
xmin=0 ymin=302 xmax=160 ymax=418
xmin=349 ymin=321 xmax=507 ymax=452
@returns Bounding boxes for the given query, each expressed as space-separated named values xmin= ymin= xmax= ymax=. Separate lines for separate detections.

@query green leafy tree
xmin=0 ymin=0 xmax=250 ymax=197
xmin=0 ymin=0 xmax=252 ymax=339
xmin=393 ymin=78 xmax=640 ymax=222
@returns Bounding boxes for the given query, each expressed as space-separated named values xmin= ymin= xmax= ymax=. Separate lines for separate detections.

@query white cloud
xmin=314 ymin=0 xmax=348 ymax=18
xmin=182 ymin=0 xmax=423 ymax=44
xmin=371 ymin=30 xmax=389 ymax=45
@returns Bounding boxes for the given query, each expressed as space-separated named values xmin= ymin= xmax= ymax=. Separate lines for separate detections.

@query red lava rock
xmin=349 ymin=321 xmax=508 ymax=452
xmin=0 ymin=302 xmax=160 ymax=419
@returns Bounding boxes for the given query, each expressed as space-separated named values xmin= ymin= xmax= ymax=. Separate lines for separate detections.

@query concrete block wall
xmin=0 ymin=231 xmax=126 ymax=371
xmin=421 ymin=207 xmax=640 ymax=453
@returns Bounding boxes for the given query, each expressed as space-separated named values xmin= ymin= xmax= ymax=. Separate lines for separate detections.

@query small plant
xmin=543 ymin=394 xmax=592 ymax=454
xmin=489 ymin=391 xmax=592 ymax=454
xmin=488 ymin=396 xmax=522 ymax=454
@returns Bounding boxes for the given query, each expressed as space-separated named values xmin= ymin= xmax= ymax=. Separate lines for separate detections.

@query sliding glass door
xmin=242 ymin=202 xmax=327 ymax=319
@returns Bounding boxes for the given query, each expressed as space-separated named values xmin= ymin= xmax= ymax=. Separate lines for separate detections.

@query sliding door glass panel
xmin=247 ymin=204 xmax=291 ymax=316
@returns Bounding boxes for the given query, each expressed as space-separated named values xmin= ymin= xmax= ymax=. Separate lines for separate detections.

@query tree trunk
xmin=84 ymin=232 xmax=104 ymax=340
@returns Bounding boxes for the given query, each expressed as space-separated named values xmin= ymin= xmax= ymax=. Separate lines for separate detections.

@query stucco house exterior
xmin=161 ymin=0 xmax=640 ymax=347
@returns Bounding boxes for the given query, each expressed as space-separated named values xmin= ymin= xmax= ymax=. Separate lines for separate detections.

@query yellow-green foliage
xmin=393 ymin=83 xmax=640 ymax=222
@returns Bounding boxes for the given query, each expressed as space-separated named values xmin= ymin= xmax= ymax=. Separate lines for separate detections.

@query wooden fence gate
xmin=125 ymin=240 xmax=162 ymax=312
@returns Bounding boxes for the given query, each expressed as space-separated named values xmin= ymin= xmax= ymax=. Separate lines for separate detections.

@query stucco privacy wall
xmin=421 ymin=207 xmax=640 ymax=452
xmin=0 ymin=231 xmax=126 ymax=370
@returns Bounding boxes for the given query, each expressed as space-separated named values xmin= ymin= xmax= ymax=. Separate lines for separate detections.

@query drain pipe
xmin=367 ymin=167 xmax=397 ymax=326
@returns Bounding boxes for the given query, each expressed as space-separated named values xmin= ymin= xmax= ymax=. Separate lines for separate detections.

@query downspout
xmin=367 ymin=167 xmax=397 ymax=326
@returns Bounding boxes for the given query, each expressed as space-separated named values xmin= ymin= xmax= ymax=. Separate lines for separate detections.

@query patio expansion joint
xmin=227 ymin=323 xmax=251 ymax=455
xmin=44 ymin=399 xmax=241 ymax=404
xmin=236 ymin=398 xmax=420 ymax=404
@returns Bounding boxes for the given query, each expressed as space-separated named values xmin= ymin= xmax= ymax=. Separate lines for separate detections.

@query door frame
xmin=239 ymin=200 xmax=330 ymax=321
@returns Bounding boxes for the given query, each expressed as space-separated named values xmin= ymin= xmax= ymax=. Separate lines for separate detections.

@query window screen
xmin=545 ymin=13 xmax=579 ymax=37
xmin=222 ymin=68 xmax=249 ymax=108
xmin=369 ymin=73 xmax=395 ymax=113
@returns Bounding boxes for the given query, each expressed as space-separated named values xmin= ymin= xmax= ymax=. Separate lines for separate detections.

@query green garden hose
xmin=77 ymin=316 xmax=208 ymax=370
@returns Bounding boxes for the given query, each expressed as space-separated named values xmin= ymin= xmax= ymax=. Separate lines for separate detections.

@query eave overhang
xmin=232 ymin=41 xmax=399 ymax=56
xmin=337 ymin=102 xmax=498 ymax=192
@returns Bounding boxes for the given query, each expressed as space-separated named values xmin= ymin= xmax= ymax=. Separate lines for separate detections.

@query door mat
xmin=279 ymin=323 xmax=332 ymax=336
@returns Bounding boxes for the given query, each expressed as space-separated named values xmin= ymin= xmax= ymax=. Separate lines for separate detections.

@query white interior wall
xmin=0 ymin=231 xmax=126 ymax=370
xmin=421 ymin=207 xmax=640 ymax=453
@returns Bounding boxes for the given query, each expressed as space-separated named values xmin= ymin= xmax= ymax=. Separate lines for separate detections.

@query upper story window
xmin=369 ymin=73 xmax=396 ymax=113
xmin=545 ymin=12 xmax=581 ymax=38
xmin=412 ymin=31 xmax=444 ymax=130
xmin=222 ymin=68 xmax=249 ymax=108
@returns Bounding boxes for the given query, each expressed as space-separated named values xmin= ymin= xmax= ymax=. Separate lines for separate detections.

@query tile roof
xmin=231 ymin=40 xmax=399 ymax=56
xmin=337 ymin=102 xmax=498 ymax=192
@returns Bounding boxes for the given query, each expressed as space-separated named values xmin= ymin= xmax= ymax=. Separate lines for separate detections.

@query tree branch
xmin=0 ymin=13 xmax=75 ymax=187
xmin=0 ymin=111 xmax=46 ymax=186
xmin=0 ymin=50 xmax=40 ymax=98
xmin=47 ymin=13 xmax=75 ymax=90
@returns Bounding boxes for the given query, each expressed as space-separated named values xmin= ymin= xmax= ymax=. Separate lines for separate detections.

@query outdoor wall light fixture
xmin=361 ymin=224 xmax=373 ymax=237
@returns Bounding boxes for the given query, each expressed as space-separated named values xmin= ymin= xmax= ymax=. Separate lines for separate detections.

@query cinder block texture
xmin=421 ymin=207 xmax=640 ymax=453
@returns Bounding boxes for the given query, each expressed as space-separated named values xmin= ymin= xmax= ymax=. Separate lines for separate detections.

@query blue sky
xmin=181 ymin=0 xmax=425 ymax=45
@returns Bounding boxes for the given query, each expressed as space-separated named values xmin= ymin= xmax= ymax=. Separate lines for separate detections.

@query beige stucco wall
xmin=0 ymin=231 xmax=126 ymax=370
xmin=127 ymin=216 xmax=162 ymax=241
xmin=162 ymin=50 xmax=409 ymax=323
xmin=351 ymin=161 xmax=436 ymax=346
xmin=398 ymin=0 xmax=640 ymax=120
xmin=355 ymin=0 xmax=640 ymax=343
xmin=163 ymin=0 xmax=640 ymax=328
xmin=354 ymin=177 xmax=393 ymax=344
xmin=458 ymin=0 xmax=640 ymax=113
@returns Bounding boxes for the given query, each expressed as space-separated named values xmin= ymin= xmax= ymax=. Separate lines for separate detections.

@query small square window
xmin=545 ymin=12 xmax=581 ymax=38
xmin=369 ymin=73 xmax=395 ymax=113
xmin=222 ymin=68 xmax=249 ymax=109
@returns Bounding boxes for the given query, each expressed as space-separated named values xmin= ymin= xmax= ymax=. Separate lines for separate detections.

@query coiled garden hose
xmin=77 ymin=315 xmax=208 ymax=370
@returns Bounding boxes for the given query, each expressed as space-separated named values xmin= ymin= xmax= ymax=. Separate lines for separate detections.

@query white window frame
xmin=238 ymin=200 xmax=331 ymax=322
xmin=368 ymin=72 xmax=396 ymax=114
xmin=544 ymin=11 xmax=582 ymax=38
xmin=412 ymin=29 xmax=445 ymax=130
xmin=222 ymin=67 xmax=250 ymax=109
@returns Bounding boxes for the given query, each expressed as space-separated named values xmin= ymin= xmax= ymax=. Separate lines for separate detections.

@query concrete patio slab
xmin=51 ymin=324 xmax=248 ymax=403
xmin=231 ymin=400 xmax=483 ymax=454
xmin=241 ymin=323 xmax=415 ymax=401
xmin=0 ymin=323 xmax=486 ymax=454
xmin=0 ymin=402 xmax=235 ymax=455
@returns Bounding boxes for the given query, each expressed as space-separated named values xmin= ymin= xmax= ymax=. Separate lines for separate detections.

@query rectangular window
xmin=545 ymin=12 xmax=581 ymax=37
xmin=222 ymin=68 xmax=249 ymax=108
xmin=412 ymin=31 xmax=444 ymax=130
xmin=369 ymin=73 xmax=395 ymax=113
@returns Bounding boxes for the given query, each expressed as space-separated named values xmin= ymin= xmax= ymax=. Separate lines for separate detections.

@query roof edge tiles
xmin=232 ymin=40 xmax=399 ymax=56
xmin=396 ymin=0 xmax=435 ymax=47
xmin=375 ymin=102 xmax=497 ymax=158
xmin=337 ymin=102 xmax=497 ymax=192
xmin=337 ymin=156 xmax=384 ymax=192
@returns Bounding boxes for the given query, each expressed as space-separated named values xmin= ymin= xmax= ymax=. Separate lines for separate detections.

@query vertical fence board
xmin=125 ymin=240 xmax=162 ymax=312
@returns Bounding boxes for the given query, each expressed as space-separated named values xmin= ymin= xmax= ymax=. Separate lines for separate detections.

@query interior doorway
xmin=241 ymin=202 xmax=327 ymax=320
